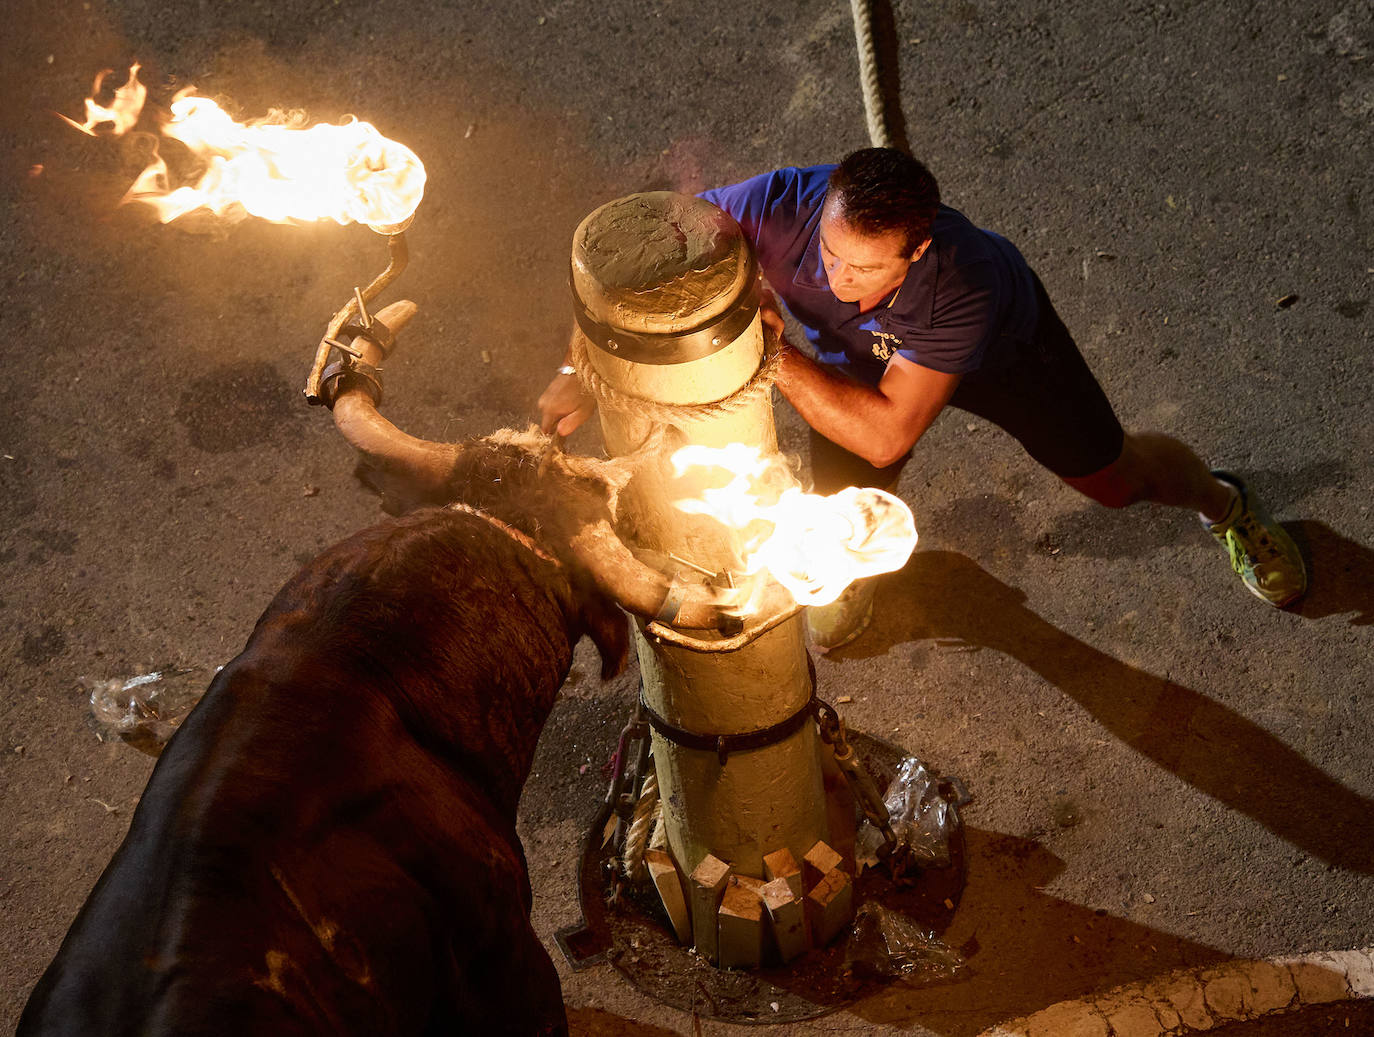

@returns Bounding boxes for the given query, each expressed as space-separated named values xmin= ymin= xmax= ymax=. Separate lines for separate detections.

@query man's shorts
xmin=810 ymin=273 xmax=1126 ymax=495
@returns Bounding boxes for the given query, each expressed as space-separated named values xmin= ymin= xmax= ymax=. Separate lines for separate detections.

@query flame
xmin=62 ymin=65 xmax=426 ymax=231
xmin=58 ymin=64 xmax=147 ymax=136
xmin=671 ymin=444 xmax=917 ymax=608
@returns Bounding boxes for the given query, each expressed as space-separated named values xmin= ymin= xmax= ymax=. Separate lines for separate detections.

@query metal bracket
xmin=319 ymin=358 xmax=384 ymax=410
xmin=553 ymin=921 xmax=610 ymax=972
xmin=305 ymin=232 xmax=409 ymax=405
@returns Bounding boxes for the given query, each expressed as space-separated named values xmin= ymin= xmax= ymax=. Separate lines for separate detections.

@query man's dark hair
xmin=827 ymin=148 xmax=941 ymax=254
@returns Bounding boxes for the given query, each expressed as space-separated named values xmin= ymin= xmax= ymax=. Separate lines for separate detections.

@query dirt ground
xmin=2 ymin=0 xmax=1371 ymax=1034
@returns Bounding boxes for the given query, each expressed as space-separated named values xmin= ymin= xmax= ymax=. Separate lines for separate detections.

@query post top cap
xmin=571 ymin=192 xmax=756 ymax=356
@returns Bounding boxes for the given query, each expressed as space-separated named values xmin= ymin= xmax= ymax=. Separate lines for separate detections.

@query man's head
xmin=820 ymin=148 xmax=940 ymax=304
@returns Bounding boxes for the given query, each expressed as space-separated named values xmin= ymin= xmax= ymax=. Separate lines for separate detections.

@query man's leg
xmin=1063 ymin=434 xmax=1307 ymax=607
xmin=951 ymin=273 xmax=1306 ymax=608
xmin=1061 ymin=432 xmax=1232 ymax=517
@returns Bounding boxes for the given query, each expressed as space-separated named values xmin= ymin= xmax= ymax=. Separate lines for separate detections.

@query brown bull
xmin=22 ymin=296 xmax=758 ymax=1036
xmin=20 ymin=503 xmax=629 ymax=1037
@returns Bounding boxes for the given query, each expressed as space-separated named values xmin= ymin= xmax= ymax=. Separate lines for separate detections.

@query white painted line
xmin=979 ymin=945 xmax=1374 ymax=1036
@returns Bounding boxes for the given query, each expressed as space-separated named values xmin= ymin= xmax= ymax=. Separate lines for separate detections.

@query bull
xmin=20 ymin=300 xmax=749 ymax=1035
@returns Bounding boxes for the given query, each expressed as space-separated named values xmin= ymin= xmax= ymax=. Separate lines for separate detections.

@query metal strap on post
xmin=638 ymin=691 xmax=819 ymax=766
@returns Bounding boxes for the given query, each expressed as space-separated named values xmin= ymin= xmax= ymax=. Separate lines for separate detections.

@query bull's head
xmin=324 ymin=300 xmax=763 ymax=634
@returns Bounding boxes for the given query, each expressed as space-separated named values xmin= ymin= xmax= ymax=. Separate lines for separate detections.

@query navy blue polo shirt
xmin=701 ymin=165 xmax=1040 ymax=387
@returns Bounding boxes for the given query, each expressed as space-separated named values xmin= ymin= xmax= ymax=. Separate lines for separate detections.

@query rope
xmin=568 ymin=327 xmax=784 ymax=427
xmin=850 ymin=0 xmax=894 ymax=148
xmin=622 ymin=769 xmax=659 ymax=881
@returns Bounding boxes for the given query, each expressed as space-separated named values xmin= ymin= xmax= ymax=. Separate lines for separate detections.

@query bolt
xmin=352 ymin=286 xmax=372 ymax=328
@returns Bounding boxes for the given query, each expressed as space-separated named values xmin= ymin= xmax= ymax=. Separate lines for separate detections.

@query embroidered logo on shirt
xmin=867 ymin=328 xmax=901 ymax=362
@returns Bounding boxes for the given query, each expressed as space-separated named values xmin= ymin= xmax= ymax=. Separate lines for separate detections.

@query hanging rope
xmin=850 ymin=0 xmax=894 ymax=148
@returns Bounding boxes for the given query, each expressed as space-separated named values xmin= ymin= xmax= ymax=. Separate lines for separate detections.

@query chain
xmin=814 ymin=698 xmax=899 ymax=858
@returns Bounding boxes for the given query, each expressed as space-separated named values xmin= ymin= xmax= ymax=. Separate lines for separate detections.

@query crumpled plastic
xmin=856 ymin=755 xmax=957 ymax=871
xmin=83 ymin=667 xmax=208 ymax=756
xmin=844 ymin=901 xmax=965 ymax=982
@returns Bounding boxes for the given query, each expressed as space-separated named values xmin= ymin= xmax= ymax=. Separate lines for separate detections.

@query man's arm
xmin=774 ymin=346 xmax=961 ymax=467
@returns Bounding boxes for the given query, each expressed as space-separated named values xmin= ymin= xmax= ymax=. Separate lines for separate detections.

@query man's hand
xmin=758 ymin=285 xmax=786 ymax=342
xmin=538 ymin=368 xmax=596 ymax=436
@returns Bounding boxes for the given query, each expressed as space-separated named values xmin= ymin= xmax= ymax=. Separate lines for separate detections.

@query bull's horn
xmin=329 ymin=301 xmax=464 ymax=504
xmin=566 ymin=518 xmax=746 ymax=631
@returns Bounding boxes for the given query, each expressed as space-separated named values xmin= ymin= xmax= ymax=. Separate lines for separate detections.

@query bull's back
xmin=21 ymin=509 xmax=581 ymax=1036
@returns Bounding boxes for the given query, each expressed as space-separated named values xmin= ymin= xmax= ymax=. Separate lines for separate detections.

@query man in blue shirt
xmin=540 ymin=149 xmax=1306 ymax=647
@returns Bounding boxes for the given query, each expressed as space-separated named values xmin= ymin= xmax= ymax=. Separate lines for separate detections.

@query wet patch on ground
xmin=175 ymin=361 xmax=301 ymax=454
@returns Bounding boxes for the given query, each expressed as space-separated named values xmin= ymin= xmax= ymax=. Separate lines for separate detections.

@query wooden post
xmin=761 ymin=876 xmax=808 ymax=963
xmin=803 ymin=840 xmax=844 ymax=888
xmin=572 ymin=192 xmax=832 ymax=883
xmin=764 ymin=847 xmax=805 ymax=899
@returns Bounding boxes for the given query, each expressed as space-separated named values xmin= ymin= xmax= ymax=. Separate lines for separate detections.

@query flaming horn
xmin=58 ymin=66 xmax=749 ymax=628
xmin=58 ymin=64 xmax=424 ymax=403
xmin=318 ymin=297 xmax=752 ymax=631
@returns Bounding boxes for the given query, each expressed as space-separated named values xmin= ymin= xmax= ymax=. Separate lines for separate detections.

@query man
xmin=539 ymin=148 xmax=1306 ymax=649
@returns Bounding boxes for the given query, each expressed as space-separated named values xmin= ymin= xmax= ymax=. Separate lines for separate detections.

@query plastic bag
xmin=856 ymin=754 xmax=957 ymax=870
xmin=84 ymin=667 xmax=207 ymax=756
xmin=844 ymin=901 xmax=965 ymax=981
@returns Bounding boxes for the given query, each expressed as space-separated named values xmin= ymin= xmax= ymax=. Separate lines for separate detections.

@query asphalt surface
xmin=2 ymin=0 xmax=1371 ymax=1034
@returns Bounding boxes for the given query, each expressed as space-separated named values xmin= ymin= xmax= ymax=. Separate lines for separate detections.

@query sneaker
xmin=1202 ymin=471 xmax=1307 ymax=608
xmin=807 ymin=577 xmax=878 ymax=652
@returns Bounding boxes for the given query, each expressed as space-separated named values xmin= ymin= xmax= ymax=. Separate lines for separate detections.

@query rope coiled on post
xmin=568 ymin=328 xmax=784 ymax=427
xmin=850 ymin=0 xmax=894 ymax=149
xmin=622 ymin=769 xmax=660 ymax=882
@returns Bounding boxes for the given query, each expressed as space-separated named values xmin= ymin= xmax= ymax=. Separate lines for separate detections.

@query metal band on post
xmin=638 ymin=692 xmax=819 ymax=766
xmin=571 ymin=251 xmax=759 ymax=365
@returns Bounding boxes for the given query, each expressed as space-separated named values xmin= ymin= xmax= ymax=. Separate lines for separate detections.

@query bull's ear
xmin=583 ymin=595 xmax=630 ymax=680
xmin=352 ymin=458 xmax=433 ymax=515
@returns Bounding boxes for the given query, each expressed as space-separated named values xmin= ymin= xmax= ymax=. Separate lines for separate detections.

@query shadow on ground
xmin=1205 ymin=998 xmax=1374 ymax=1035
xmin=1289 ymin=520 xmax=1374 ymax=626
xmin=567 ymin=1005 xmax=685 ymax=1036
xmin=844 ymin=549 xmax=1374 ymax=874
xmin=830 ymin=827 xmax=1225 ymax=1035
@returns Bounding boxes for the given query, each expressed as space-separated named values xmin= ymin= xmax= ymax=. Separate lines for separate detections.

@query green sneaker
xmin=807 ymin=577 xmax=877 ymax=652
xmin=1202 ymin=471 xmax=1307 ymax=608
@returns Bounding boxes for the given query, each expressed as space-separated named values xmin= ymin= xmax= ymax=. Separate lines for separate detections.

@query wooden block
xmin=763 ymin=847 xmax=804 ymax=899
xmin=716 ymin=883 xmax=764 ymax=969
xmin=688 ymin=854 xmax=731 ymax=963
xmin=645 ymin=850 xmax=691 ymax=944
xmin=805 ymin=867 xmax=853 ymax=947
xmin=761 ymin=876 xmax=808 ymax=963
xmin=803 ymin=840 xmax=844 ymax=888
xmin=732 ymin=873 xmax=768 ymax=897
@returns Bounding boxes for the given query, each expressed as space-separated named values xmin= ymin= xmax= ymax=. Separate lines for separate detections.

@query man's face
xmin=818 ymin=196 xmax=925 ymax=304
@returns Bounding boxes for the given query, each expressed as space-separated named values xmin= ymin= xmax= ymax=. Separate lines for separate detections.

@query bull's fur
xmin=20 ymin=505 xmax=628 ymax=1037
xmin=356 ymin=426 xmax=637 ymax=534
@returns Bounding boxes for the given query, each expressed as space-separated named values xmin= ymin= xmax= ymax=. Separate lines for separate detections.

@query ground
xmin=2 ymin=0 xmax=1371 ymax=1034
